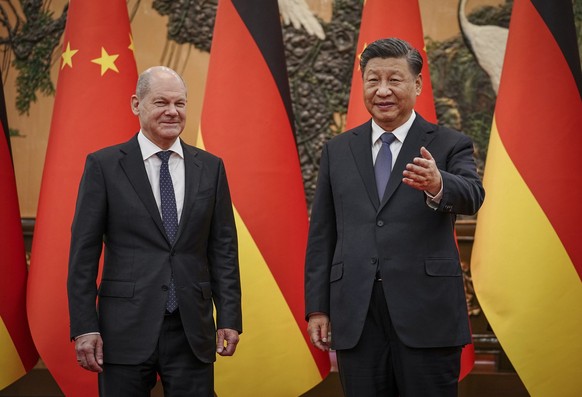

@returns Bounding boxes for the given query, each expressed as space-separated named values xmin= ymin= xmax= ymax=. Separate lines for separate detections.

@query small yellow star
xmin=128 ymin=34 xmax=135 ymax=53
xmin=91 ymin=47 xmax=119 ymax=76
xmin=61 ymin=42 xmax=79 ymax=69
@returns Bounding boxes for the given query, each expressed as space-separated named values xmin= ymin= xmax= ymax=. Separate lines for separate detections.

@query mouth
xmin=375 ymin=102 xmax=395 ymax=110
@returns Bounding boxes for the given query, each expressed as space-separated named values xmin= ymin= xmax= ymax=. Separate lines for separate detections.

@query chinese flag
xmin=27 ymin=1 xmax=139 ymax=396
xmin=0 ymin=69 xmax=39 ymax=390
xmin=472 ymin=0 xmax=582 ymax=395
xmin=199 ymin=0 xmax=330 ymax=395
xmin=345 ymin=0 xmax=474 ymax=380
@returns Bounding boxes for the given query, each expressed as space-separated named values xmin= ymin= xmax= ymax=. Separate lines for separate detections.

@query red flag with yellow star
xmin=345 ymin=0 xmax=474 ymax=380
xmin=27 ymin=1 xmax=139 ymax=395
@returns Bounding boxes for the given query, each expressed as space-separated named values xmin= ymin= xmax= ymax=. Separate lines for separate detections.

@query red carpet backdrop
xmin=198 ymin=0 xmax=330 ymax=395
xmin=27 ymin=1 xmax=139 ymax=396
xmin=345 ymin=0 xmax=474 ymax=379
xmin=0 ymin=69 xmax=38 ymax=391
xmin=472 ymin=0 xmax=582 ymax=395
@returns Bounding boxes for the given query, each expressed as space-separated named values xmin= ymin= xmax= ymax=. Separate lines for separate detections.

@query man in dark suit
xmin=68 ymin=66 xmax=242 ymax=396
xmin=305 ymin=38 xmax=485 ymax=397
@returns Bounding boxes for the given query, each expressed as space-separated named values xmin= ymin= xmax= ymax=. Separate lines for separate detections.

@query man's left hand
xmin=216 ymin=328 xmax=239 ymax=356
xmin=403 ymin=146 xmax=442 ymax=195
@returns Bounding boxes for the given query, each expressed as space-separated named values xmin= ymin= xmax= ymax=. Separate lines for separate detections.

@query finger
xmin=420 ymin=146 xmax=433 ymax=160
xmin=216 ymin=332 xmax=225 ymax=354
xmin=220 ymin=339 xmax=238 ymax=356
xmin=85 ymin=350 xmax=103 ymax=372
xmin=95 ymin=344 xmax=104 ymax=366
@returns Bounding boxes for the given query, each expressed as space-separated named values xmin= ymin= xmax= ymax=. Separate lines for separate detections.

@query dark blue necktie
xmin=375 ymin=132 xmax=397 ymax=200
xmin=157 ymin=151 xmax=178 ymax=312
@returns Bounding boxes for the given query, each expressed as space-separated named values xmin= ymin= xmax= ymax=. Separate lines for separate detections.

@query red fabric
xmin=27 ymin=1 xmax=139 ymax=395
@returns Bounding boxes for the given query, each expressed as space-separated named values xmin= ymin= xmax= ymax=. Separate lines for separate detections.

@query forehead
xmin=363 ymin=57 xmax=413 ymax=76
xmin=146 ymin=73 xmax=187 ymax=98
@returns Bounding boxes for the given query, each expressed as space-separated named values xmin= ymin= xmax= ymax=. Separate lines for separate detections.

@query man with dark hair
xmin=305 ymin=38 xmax=484 ymax=396
xmin=68 ymin=66 xmax=242 ymax=396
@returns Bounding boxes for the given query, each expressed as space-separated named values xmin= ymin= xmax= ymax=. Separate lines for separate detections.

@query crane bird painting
xmin=458 ymin=0 xmax=509 ymax=93
xmin=278 ymin=0 xmax=326 ymax=39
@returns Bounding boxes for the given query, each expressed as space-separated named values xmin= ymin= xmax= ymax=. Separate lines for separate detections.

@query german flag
xmin=0 ymin=69 xmax=38 ymax=390
xmin=27 ymin=1 xmax=139 ymax=395
xmin=472 ymin=0 xmax=582 ymax=395
xmin=345 ymin=0 xmax=474 ymax=379
xmin=199 ymin=0 xmax=330 ymax=395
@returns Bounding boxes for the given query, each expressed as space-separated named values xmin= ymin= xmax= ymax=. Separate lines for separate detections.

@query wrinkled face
xmin=363 ymin=57 xmax=422 ymax=131
xmin=131 ymin=71 xmax=187 ymax=149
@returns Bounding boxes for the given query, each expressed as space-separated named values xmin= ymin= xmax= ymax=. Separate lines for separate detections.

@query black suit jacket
xmin=305 ymin=115 xmax=484 ymax=350
xmin=68 ymin=135 xmax=241 ymax=364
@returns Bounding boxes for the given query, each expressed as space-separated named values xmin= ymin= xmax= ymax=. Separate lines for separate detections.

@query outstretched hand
xmin=403 ymin=146 xmax=442 ymax=195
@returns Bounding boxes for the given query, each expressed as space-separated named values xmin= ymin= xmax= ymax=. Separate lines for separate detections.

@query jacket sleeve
xmin=304 ymin=143 xmax=337 ymax=319
xmin=67 ymin=153 xmax=107 ymax=339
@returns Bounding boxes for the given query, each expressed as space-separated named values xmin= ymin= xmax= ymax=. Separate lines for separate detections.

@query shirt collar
xmin=138 ymin=131 xmax=184 ymax=160
xmin=371 ymin=111 xmax=416 ymax=145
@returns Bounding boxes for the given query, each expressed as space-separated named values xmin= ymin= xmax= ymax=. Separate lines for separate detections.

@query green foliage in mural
xmin=0 ymin=0 xmax=67 ymax=115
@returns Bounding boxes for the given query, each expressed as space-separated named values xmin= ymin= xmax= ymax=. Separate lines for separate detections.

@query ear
xmin=415 ymin=73 xmax=423 ymax=96
xmin=130 ymin=95 xmax=139 ymax=115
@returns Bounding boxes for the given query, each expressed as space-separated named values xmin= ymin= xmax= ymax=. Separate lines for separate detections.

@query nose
xmin=164 ymin=104 xmax=179 ymax=115
xmin=376 ymin=82 xmax=392 ymax=97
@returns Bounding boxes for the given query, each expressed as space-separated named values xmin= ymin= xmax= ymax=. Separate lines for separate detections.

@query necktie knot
xmin=156 ymin=150 xmax=172 ymax=163
xmin=380 ymin=132 xmax=397 ymax=146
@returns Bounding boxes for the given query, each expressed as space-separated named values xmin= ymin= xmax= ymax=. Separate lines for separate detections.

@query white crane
xmin=458 ymin=0 xmax=509 ymax=93
xmin=278 ymin=0 xmax=326 ymax=40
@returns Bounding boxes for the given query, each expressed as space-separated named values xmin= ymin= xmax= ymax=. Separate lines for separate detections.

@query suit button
xmin=371 ymin=257 xmax=378 ymax=264
xmin=170 ymin=249 xmax=176 ymax=256
xmin=162 ymin=285 xmax=168 ymax=291
xmin=376 ymin=220 xmax=384 ymax=227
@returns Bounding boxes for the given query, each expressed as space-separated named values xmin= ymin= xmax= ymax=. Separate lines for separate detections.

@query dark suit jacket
xmin=68 ymin=135 xmax=241 ymax=365
xmin=305 ymin=115 xmax=484 ymax=350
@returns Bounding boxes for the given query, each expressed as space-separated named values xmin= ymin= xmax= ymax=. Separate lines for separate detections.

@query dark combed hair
xmin=359 ymin=38 xmax=423 ymax=76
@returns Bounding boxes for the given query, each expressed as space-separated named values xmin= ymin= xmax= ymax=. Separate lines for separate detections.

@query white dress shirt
xmin=138 ymin=132 xmax=185 ymax=222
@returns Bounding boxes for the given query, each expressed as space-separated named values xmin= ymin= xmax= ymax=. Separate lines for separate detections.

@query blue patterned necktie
xmin=156 ymin=151 xmax=178 ymax=312
xmin=375 ymin=132 xmax=397 ymax=200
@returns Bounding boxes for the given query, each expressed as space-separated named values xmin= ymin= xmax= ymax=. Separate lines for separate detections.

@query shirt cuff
xmin=425 ymin=180 xmax=443 ymax=210
xmin=74 ymin=332 xmax=100 ymax=340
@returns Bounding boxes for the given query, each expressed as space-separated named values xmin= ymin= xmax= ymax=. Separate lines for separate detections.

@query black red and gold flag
xmin=472 ymin=0 xmax=582 ymax=395
xmin=199 ymin=0 xmax=330 ymax=394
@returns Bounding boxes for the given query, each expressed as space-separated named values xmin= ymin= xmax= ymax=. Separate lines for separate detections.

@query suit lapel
xmin=177 ymin=141 xmax=202 ymax=242
xmin=379 ymin=115 xmax=436 ymax=210
xmin=349 ymin=121 xmax=380 ymax=209
xmin=119 ymin=135 xmax=167 ymax=242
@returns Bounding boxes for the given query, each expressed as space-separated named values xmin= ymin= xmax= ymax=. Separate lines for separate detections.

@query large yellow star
xmin=128 ymin=34 xmax=135 ymax=53
xmin=91 ymin=47 xmax=119 ymax=76
xmin=61 ymin=42 xmax=78 ymax=69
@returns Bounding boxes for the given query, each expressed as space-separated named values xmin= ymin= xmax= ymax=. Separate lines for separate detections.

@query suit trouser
xmin=336 ymin=281 xmax=462 ymax=397
xmin=98 ymin=310 xmax=214 ymax=397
